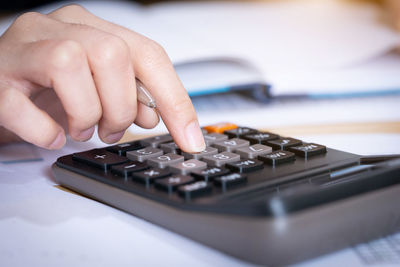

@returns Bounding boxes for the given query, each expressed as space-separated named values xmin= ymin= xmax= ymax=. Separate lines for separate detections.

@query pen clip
xmin=136 ymin=78 xmax=157 ymax=109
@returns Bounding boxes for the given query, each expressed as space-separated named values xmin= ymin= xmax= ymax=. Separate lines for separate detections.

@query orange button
xmin=203 ymin=122 xmax=238 ymax=134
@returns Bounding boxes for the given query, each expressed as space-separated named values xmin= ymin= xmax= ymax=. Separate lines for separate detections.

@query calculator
xmin=52 ymin=122 xmax=400 ymax=266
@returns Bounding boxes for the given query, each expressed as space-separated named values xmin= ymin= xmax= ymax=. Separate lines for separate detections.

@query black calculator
xmin=52 ymin=123 xmax=400 ymax=266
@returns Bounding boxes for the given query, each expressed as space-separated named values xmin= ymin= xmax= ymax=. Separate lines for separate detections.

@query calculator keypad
xmin=177 ymin=181 xmax=212 ymax=200
xmin=127 ymin=147 xmax=163 ymax=162
xmin=224 ymin=127 xmax=258 ymax=138
xmin=111 ymin=161 xmax=148 ymax=178
xmin=141 ymin=134 xmax=173 ymax=148
xmin=160 ymin=142 xmax=182 ymax=154
xmin=191 ymin=167 xmax=230 ymax=182
xmin=288 ymin=143 xmax=327 ymax=158
xmin=214 ymin=173 xmax=247 ymax=191
xmin=267 ymin=138 xmax=302 ymax=150
xmin=182 ymin=146 xmax=218 ymax=160
xmin=132 ymin=168 xmax=171 ymax=185
xmin=258 ymin=150 xmax=296 ymax=166
xmin=235 ymin=144 xmax=272 ymax=159
xmin=226 ymin=159 xmax=264 ymax=173
xmin=106 ymin=141 xmax=144 ymax=156
xmin=213 ymin=138 xmax=250 ymax=152
xmin=63 ymin=124 xmax=331 ymax=202
xmin=147 ymin=153 xmax=184 ymax=168
xmin=242 ymin=132 xmax=279 ymax=144
xmin=154 ymin=174 xmax=195 ymax=193
xmin=202 ymin=152 xmax=241 ymax=167
xmin=73 ymin=149 xmax=129 ymax=171
xmin=169 ymin=159 xmax=207 ymax=175
xmin=203 ymin=133 xmax=228 ymax=146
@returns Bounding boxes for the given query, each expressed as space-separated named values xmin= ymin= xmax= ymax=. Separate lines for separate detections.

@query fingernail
xmin=76 ymin=126 xmax=95 ymax=141
xmin=104 ymin=130 xmax=125 ymax=143
xmin=48 ymin=131 xmax=66 ymax=150
xmin=184 ymin=120 xmax=206 ymax=152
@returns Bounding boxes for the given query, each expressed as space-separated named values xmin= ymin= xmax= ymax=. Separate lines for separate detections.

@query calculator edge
xmin=52 ymin=163 xmax=400 ymax=266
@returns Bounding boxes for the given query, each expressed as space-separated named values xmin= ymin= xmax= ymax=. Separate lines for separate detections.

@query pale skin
xmin=0 ymin=4 xmax=206 ymax=153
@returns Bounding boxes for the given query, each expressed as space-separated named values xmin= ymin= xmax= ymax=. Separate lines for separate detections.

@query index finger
xmin=48 ymin=5 xmax=206 ymax=152
xmin=132 ymin=39 xmax=206 ymax=152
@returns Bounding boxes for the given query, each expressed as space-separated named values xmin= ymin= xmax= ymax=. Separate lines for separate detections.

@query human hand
xmin=0 ymin=4 xmax=205 ymax=153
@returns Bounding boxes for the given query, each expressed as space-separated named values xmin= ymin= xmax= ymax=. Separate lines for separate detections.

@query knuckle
xmin=105 ymin=109 xmax=136 ymax=132
xmin=57 ymin=4 xmax=88 ymax=15
xmin=68 ymin=105 xmax=102 ymax=130
xmin=49 ymin=4 xmax=91 ymax=22
xmin=13 ymin=12 xmax=43 ymax=28
xmin=0 ymin=88 xmax=20 ymax=114
xmin=91 ymin=35 xmax=129 ymax=66
xmin=47 ymin=40 xmax=85 ymax=73
xmin=140 ymin=38 xmax=168 ymax=68
xmin=169 ymin=97 xmax=194 ymax=119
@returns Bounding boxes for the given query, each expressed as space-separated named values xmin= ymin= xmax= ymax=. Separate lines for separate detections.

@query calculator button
xmin=126 ymin=147 xmax=163 ymax=162
xmin=110 ymin=161 xmax=148 ymax=178
xmin=106 ymin=141 xmax=144 ymax=156
xmin=266 ymin=138 xmax=302 ymax=150
xmin=160 ymin=142 xmax=181 ymax=154
xmin=154 ymin=174 xmax=195 ymax=193
xmin=202 ymin=152 xmax=240 ymax=167
xmin=243 ymin=132 xmax=279 ymax=144
xmin=203 ymin=133 xmax=228 ymax=146
xmin=235 ymin=144 xmax=272 ymax=159
xmin=132 ymin=168 xmax=171 ymax=185
xmin=201 ymin=128 xmax=209 ymax=134
xmin=224 ymin=127 xmax=258 ymax=138
xmin=72 ymin=149 xmax=129 ymax=171
xmin=212 ymin=138 xmax=250 ymax=152
xmin=169 ymin=159 xmax=207 ymax=175
xmin=147 ymin=153 xmax=184 ymax=169
xmin=177 ymin=181 xmax=212 ymax=200
xmin=214 ymin=173 xmax=247 ymax=190
xmin=140 ymin=134 xmax=173 ymax=148
xmin=288 ymin=143 xmax=327 ymax=158
xmin=191 ymin=167 xmax=230 ymax=182
xmin=182 ymin=146 xmax=218 ymax=160
xmin=203 ymin=122 xmax=238 ymax=134
xmin=258 ymin=150 xmax=296 ymax=166
xmin=226 ymin=159 xmax=264 ymax=173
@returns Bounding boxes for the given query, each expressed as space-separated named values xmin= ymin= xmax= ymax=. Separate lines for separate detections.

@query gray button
xmin=203 ymin=133 xmax=228 ymax=146
xmin=147 ymin=153 xmax=184 ymax=168
xmin=160 ymin=142 xmax=181 ymax=154
xmin=169 ymin=159 xmax=207 ymax=175
xmin=212 ymin=138 xmax=249 ymax=152
xmin=235 ymin=144 xmax=272 ymax=159
xmin=140 ymin=134 xmax=173 ymax=148
xmin=127 ymin=147 xmax=163 ymax=162
xmin=202 ymin=152 xmax=240 ymax=167
xmin=182 ymin=146 xmax=218 ymax=160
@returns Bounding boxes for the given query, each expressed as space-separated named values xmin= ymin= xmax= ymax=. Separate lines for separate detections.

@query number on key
xmin=126 ymin=147 xmax=163 ymax=162
xmin=169 ymin=159 xmax=207 ymax=175
xmin=147 ymin=153 xmax=184 ymax=168
xmin=202 ymin=152 xmax=240 ymax=167
xmin=212 ymin=138 xmax=249 ymax=152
